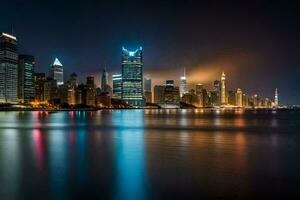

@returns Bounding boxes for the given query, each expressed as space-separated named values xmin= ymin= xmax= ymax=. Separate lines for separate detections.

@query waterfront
xmin=0 ymin=109 xmax=300 ymax=199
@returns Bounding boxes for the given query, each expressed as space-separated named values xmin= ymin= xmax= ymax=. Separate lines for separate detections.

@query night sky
xmin=1 ymin=0 xmax=300 ymax=104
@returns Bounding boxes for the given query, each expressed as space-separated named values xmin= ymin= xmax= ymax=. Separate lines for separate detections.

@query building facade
xmin=34 ymin=73 xmax=45 ymax=101
xmin=144 ymin=77 xmax=152 ymax=103
xmin=179 ymin=68 xmax=187 ymax=97
xmin=49 ymin=58 xmax=64 ymax=86
xmin=86 ymin=76 xmax=95 ymax=106
xmin=121 ymin=47 xmax=144 ymax=107
xmin=235 ymin=88 xmax=243 ymax=107
xmin=0 ymin=33 xmax=18 ymax=103
xmin=18 ymin=55 xmax=35 ymax=103
xmin=154 ymin=85 xmax=166 ymax=104
xmin=221 ymin=72 xmax=226 ymax=105
xmin=101 ymin=68 xmax=110 ymax=94
xmin=112 ymin=74 xmax=122 ymax=99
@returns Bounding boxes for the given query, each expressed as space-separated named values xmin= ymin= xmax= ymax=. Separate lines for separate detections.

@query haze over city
xmin=1 ymin=0 xmax=299 ymax=104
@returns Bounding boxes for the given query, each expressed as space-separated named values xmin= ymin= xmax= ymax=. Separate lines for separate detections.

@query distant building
xmin=101 ymin=68 xmax=110 ymax=94
xmin=121 ymin=47 xmax=144 ymax=107
xmin=0 ymin=33 xmax=18 ymax=104
xmin=154 ymin=85 xmax=166 ymax=104
xmin=43 ymin=78 xmax=57 ymax=102
xmin=227 ymin=90 xmax=236 ymax=106
xmin=112 ymin=74 xmax=122 ymax=99
xmin=18 ymin=55 xmax=35 ymax=103
xmin=213 ymin=80 xmax=221 ymax=105
xmin=235 ymin=88 xmax=243 ymax=107
xmin=242 ymin=93 xmax=248 ymax=107
xmin=86 ymin=76 xmax=95 ymax=106
xmin=274 ymin=88 xmax=279 ymax=107
xmin=144 ymin=77 xmax=152 ymax=103
xmin=49 ymin=58 xmax=64 ymax=86
xmin=195 ymin=84 xmax=204 ymax=95
xmin=179 ymin=68 xmax=187 ymax=97
xmin=34 ymin=73 xmax=45 ymax=101
xmin=164 ymin=80 xmax=180 ymax=105
xmin=76 ymin=83 xmax=85 ymax=105
xmin=221 ymin=72 xmax=226 ymax=105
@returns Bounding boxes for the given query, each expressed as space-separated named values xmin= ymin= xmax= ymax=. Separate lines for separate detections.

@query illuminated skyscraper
xmin=49 ymin=58 xmax=63 ymax=86
xmin=121 ymin=47 xmax=144 ymax=107
xmin=112 ymin=74 xmax=122 ymax=99
xmin=235 ymin=88 xmax=243 ymax=107
xmin=213 ymin=80 xmax=221 ymax=105
xmin=221 ymin=72 xmax=226 ymax=105
xmin=179 ymin=67 xmax=187 ymax=97
xmin=0 ymin=33 xmax=18 ymax=103
xmin=18 ymin=55 xmax=35 ymax=103
xmin=274 ymin=88 xmax=279 ymax=107
xmin=86 ymin=76 xmax=95 ymax=106
xmin=101 ymin=68 xmax=110 ymax=94
xmin=144 ymin=77 xmax=152 ymax=103
xmin=154 ymin=85 xmax=165 ymax=104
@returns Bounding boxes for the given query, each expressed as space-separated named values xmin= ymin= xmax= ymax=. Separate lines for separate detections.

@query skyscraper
xmin=179 ymin=67 xmax=187 ymax=97
xmin=18 ymin=55 xmax=35 ymax=103
xmin=112 ymin=74 xmax=122 ymax=99
xmin=49 ymin=58 xmax=63 ymax=86
xmin=154 ymin=85 xmax=166 ymax=104
xmin=121 ymin=47 xmax=144 ymax=107
xmin=101 ymin=68 xmax=110 ymax=94
xmin=213 ymin=80 xmax=221 ymax=105
xmin=274 ymin=88 xmax=279 ymax=107
xmin=221 ymin=72 xmax=226 ymax=105
xmin=0 ymin=33 xmax=18 ymax=104
xmin=164 ymin=80 xmax=180 ymax=105
xmin=34 ymin=73 xmax=45 ymax=101
xmin=144 ymin=77 xmax=152 ymax=103
xmin=86 ymin=76 xmax=95 ymax=106
xmin=236 ymin=88 xmax=243 ymax=107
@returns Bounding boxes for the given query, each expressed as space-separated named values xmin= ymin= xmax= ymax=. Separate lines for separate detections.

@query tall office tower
xmin=43 ymin=78 xmax=57 ymax=102
xmin=18 ymin=55 xmax=35 ymax=103
xmin=179 ymin=67 xmax=187 ymax=97
xmin=235 ymin=88 xmax=243 ymax=107
xmin=0 ymin=33 xmax=18 ymax=104
xmin=144 ymin=77 xmax=152 ymax=103
xmin=213 ymin=80 xmax=221 ymax=105
xmin=252 ymin=94 xmax=259 ymax=108
xmin=34 ymin=73 xmax=45 ymax=101
xmin=112 ymin=74 xmax=122 ymax=99
xmin=221 ymin=72 xmax=226 ymax=105
xmin=67 ymin=73 xmax=78 ymax=105
xmin=49 ymin=58 xmax=64 ymax=86
xmin=101 ymin=68 xmax=110 ymax=94
xmin=121 ymin=47 xmax=144 ymax=107
xmin=195 ymin=84 xmax=204 ymax=95
xmin=242 ymin=93 xmax=247 ymax=107
xmin=86 ymin=76 xmax=95 ymax=106
xmin=274 ymin=88 xmax=279 ymax=107
xmin=154 ymin=85 xmax=166 ymax=104
xmin=164 ymin=80 xmax=180 ymax=105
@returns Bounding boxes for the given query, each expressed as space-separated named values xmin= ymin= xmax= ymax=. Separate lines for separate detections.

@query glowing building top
xmin=53 ymin=58 xmax=63 ymax=67
xmin=180 ymin=67 xmax=187 ymax=97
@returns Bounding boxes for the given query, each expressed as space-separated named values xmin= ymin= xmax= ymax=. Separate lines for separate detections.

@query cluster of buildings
xmin=0 ymin=32 xmax=280 ymax=109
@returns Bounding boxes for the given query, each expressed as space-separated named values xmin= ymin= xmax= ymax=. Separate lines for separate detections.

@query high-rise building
xmin=112 ymin=74 xmax=122 ymax=99
xmin=34 ymin=73 xmax=45 ymax=101
xmin=49 ymin=58 xmax=63 ymax=86
xmin=18 ymin=55 xmax=35 ymax=103
xmin=86 ymin=76 xmax=95 ymax=106
xmin=235 ymin=88 xmax=243 ymax=107
xmin=274 ymin=88 xmax=279 ymax=107
xmin=101 ymin=68 xmax=110 ymax=94
xmin=213 ymin=80 xmax=221 ymax=105
xmin=0 ymin=33 xmax=18 ymax=104
xmin=221 ymin=72 xmax=226 ymax=105
xmin=67 ymin=73 xmax=78 ymax=105
xmin=195 ymin=84 xmax=204 ymax=95
xmin=179 ymin=67 xmax=187 ymax=97
xmin=43 ymin=78 xmax=57 ymax=102
xmin=144 ymin=77 xmax=152 ymax=103
xmin=154 ymin=85 xmax=166 ymax=104
xmin=121 ymin=47 xmax=144 ymax=107
xmin=164 ymin=80 xmax=180 ymax=105
xmin=228 ymin=90 xmax=236 ymax=106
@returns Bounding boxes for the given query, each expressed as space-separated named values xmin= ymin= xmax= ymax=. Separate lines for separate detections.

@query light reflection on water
xmin=0 ymin=110 xmax=299 ymax=199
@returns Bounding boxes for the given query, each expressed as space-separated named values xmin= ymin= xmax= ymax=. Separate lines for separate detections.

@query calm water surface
xmin=0 ymin=109 xmax=300 ymax=199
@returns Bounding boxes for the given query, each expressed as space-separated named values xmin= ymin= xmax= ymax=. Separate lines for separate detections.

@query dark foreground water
xmin=0 ymin=109 xmax=300 ymax=199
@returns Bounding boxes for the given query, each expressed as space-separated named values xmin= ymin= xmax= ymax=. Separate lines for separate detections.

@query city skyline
xmin=1 ymin=1 xmax=300 ymax=104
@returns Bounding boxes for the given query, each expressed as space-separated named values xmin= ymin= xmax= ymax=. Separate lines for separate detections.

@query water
xmin=0 ymin=109 xmax=300 ymax=199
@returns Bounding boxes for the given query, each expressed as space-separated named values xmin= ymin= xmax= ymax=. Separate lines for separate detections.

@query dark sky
xmin=1 ymin=0 xmax=300 ymax=104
